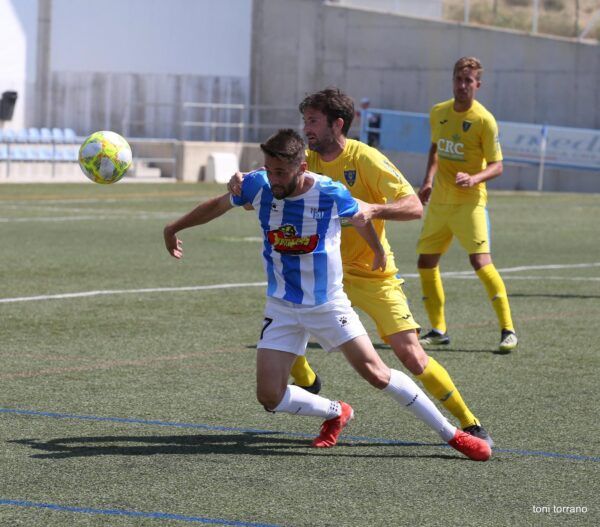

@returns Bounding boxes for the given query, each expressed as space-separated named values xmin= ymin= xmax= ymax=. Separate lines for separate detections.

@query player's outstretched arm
xmin=352 ymin=195 xmax=422 ymax=224
xmin=348 ymin=209 xmax=387 ymax=272
xmin=163 ymin=193 xmax=233 ymax=259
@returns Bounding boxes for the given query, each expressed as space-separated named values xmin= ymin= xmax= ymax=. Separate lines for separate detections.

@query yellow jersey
xmin=429 ymin=99 xmax=502 ymax=206
xmin=307 ymin=139 xmax=415 ymax=278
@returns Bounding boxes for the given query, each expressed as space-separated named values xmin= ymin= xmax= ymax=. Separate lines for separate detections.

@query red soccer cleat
xmin=312 ymin=401 xmax=354 ymax=448
xmin=448 ymin=429 xmax=492 ymax=461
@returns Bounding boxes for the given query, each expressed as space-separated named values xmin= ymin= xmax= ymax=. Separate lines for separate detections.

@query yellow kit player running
xmin=232 ymin=87 xmax=494 ymax=445
xmin=417 ymin=57 xmax=517 ymax=353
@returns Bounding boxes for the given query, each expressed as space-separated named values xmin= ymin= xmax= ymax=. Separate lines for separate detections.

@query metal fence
xmin=451 ymin=0 xmax=599 ymax=40
xmin=122 ymin=102 xmax=301 ymax=143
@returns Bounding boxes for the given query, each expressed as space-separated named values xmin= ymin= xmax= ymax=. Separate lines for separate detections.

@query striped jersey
xmin=230 ymin=169 xmax=359 ymax=306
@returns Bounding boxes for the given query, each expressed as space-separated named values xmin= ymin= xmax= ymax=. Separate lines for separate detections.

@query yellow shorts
xmin=416 ymin=202 xmax=491 ymax=255
xmin=343 ymin=273 xmax=420 ymax=342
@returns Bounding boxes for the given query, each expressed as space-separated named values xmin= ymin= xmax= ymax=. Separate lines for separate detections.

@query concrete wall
xmin=332 ymin=0 xmax=442 ymax=20
xmin=10 ymin=0 xmax=254 ymax=137
xmin=51 ymin=0 xmax=252 ymax=77
xmin=47 ymin=72 xmax=249 ymax=140
xmin=0 ymin=0 xmax=37 ymax=130
xmin=251 ymin=0 xmax=600 ymax=129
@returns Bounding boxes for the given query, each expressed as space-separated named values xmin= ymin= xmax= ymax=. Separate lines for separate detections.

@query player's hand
xmin=349 ymin=201 xmax=373 ymax=228
xmin=371 ymin=250 xmax=387 ymax=272
xmin=163 ymin=225 xmax=183 ymax=259
xmin=418 ymin=184 xmax=432 ymax=204
xmin=455 ymin=172 xmax=474 ymax=188
xmin=227 ymin=171 xmax=245 ymax=196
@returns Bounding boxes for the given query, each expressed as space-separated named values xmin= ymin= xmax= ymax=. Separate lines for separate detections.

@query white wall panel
xmin=51 ymin=0 xmax=252 ymax=77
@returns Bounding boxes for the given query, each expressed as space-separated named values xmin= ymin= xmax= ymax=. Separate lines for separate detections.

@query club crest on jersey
xmin=462 ymin=120 xmax=472 ymax=132
xmin=267 ymin=224 xmax=320 ymax=255
xmin=344 ymin=170 xmax=356 ymax=187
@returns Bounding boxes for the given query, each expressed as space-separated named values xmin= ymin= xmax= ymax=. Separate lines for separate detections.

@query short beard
xmin=272 ymin=174 xmax=299 ymax=199
xmin=307 ymin=134 xmax=337 ymax=156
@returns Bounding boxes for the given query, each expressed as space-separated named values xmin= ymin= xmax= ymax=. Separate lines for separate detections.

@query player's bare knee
xmin=359 ymin=362 xmax=390 ymax=389
xmin=391 ymin=332 xmax=428 ymax=375
xmin=397 ymin=347 xmax=428 ymax=375
xmin=256 ymin=388 xmax=283 ymax=412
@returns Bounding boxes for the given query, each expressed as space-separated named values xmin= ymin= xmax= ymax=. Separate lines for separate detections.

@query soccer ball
xmin=78 ymin=131 xmax=132 ymax=184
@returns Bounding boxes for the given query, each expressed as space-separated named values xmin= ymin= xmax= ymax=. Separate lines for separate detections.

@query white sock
xmin=384 ymin=369 xmax=457 ymax=442
xmin=273 ymin=385 xmax=341 ymax=420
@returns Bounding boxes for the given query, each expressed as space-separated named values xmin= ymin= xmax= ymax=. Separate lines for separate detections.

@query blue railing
xmin=360 ymin=109 xmax=600 ymax=172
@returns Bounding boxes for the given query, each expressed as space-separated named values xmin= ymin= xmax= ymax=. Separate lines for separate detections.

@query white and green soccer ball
xmin=78 ymin=131 xmax=132 ymax=184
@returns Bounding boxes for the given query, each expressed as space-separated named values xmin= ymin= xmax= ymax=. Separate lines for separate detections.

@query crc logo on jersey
xmin=437 ymin=136 xmax=465 ymax=160
xmin=267 ymin=224 xmax=319 ymax=255
xmin=462 ymin=120 xmax=472 ymax=132
xmin=344 ymin=170 xmax=356 ymax=187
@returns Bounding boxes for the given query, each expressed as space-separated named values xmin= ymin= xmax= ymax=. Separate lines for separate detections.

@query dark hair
xmin=260 ymin=129 xmax=306 ymax=165
xmin=298 ymin=87 xmax=355 ymax=136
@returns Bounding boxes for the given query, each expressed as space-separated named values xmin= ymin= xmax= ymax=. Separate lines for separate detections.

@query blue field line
xmin=0 ymin=499 xmax=282 ymax=526
xmin=1 ymin=407 xmax=598 ymax=463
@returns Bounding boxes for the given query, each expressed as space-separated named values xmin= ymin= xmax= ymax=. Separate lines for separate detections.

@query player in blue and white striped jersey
xmin=231 ymin=168 xmax=360 ymax=307
xmin=163 ymin=129 xmax=491 ymax=459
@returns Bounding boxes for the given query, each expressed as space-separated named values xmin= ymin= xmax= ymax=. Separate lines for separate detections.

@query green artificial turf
xmin=0 ymin=184 xmax=598 ymax=526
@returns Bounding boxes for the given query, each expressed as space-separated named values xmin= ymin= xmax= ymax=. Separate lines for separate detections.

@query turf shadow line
xmin=0 ymin=499 xmax=282 ymax=526
xmin=1 ymin=407 xmax=599 ymax=463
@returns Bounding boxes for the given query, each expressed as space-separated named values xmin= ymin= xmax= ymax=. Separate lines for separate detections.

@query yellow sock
xmin=290 ymin=355 xmax=316 ymax=387
xmin=418 ymin=266 xmax=447 ymax=333
xmin=476 ymin=263 xmax=514 ymax=332
xmin=417 ymin=357 xmax=479 ymax=429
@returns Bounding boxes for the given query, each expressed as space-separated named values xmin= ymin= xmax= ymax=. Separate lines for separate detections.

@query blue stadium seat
xmin=40 ymin=128 xmax=53 ymax=143
xmin=0 ymin=144 xmax=8 ymax=160
xmin=28 ymin=127 xmax=42 ymax=143
xmin=11 ymin=146 xmax=46 ymax=161
xmin=64 ymin=128 xmax=77 ymax=143
xmin=52 ymin=127 xmax=65 ymax=143
xmin=53 ymin=148 xmax=68 ymax=161
xmin=2 ymin=129 xmax=17 ymax=143
xmin=16 ymin=129 xmax=29 ymax=143
xmin=66 ymin=145 xmax=79 ymax=161
xmin=39 ymin=147 xmax=55 ymax=161
xmin=9 ymin=146 xmax=27 ymax=160
xmin=52 ymin=146 xmax=78 ymax=162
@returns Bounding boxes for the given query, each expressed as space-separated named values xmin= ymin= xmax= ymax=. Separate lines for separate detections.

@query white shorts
xmin=258 ymin=296 xmax=367 ymax=355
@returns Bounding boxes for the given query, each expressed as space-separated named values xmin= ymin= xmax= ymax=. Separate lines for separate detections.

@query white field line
xmin=1 ymin=196 xmax=201 ymax=206
xmin=0 ymin=262 xmax=598 ymax=305
xmin=0 ymin=283 xmax=268 ymax=304
xmin=1 ymin=204 xmax=173 ymax=214
xmin=402 ymin=262 xmax=600 ymax=278
xmin=428 ymin=275 xmax=600 ymax=281
xmin=0 ymin=212 xmax=174 ymax=223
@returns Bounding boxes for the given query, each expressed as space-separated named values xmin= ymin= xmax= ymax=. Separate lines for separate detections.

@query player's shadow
xmin=421 ymin=346 xmax=494 ymax=354
xmin=244 ymin=342 xmax=392 ymax=351
xmin=8 ymin=434 xmax=463 ymax=461
xmin=247 ymin=342 xmax=495 ymax=354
